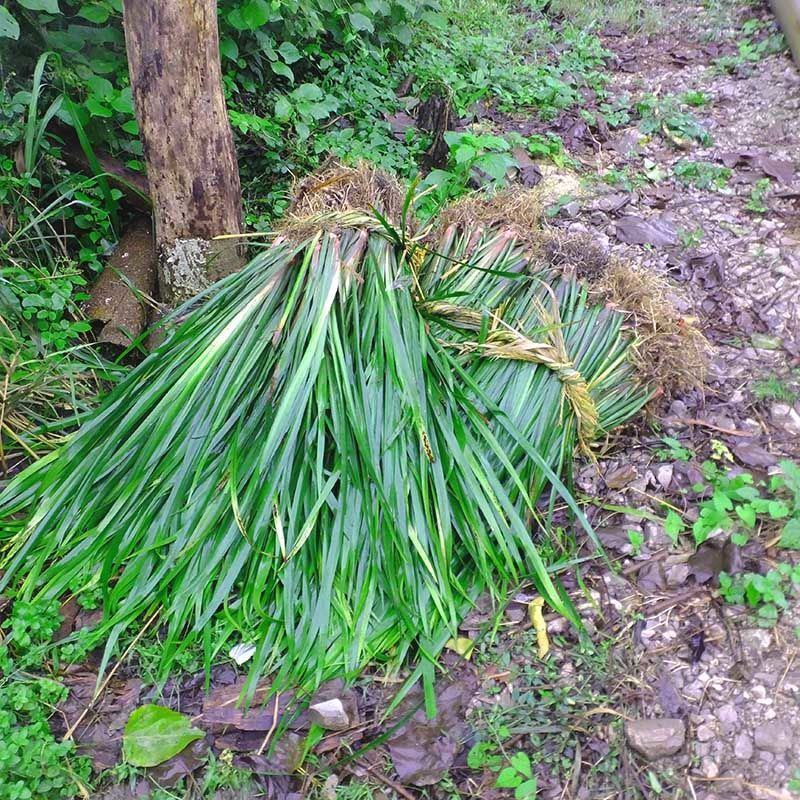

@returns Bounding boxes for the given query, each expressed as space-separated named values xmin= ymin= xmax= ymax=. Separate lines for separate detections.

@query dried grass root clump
xmin=591 ymin=259 xmax=709 ymax=394
xmin=435 ymin=186 xmax=708 ymax=396
xmin=280 ymin=160 xmax=406 ymax=239
xmin=437 ymin=187 xmax=544 ymax=247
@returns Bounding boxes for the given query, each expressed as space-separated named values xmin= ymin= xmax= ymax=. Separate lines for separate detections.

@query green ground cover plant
xmin=664 ymin=458 xmax=800 ymax=547
xmin=416 ymin=130 xmax=519 ymax=216
xmin=719 ymin=562 xmax=800 ymax=626
xmin=0 ymin=598 xmax=92 ymax=800
xmin=466 ymin=631 xmax=623 ymax=797
xmin=713 ymin=16 xmax=786 ymax=72
xmin=635 ymin=93 xmax=712 ymax=146
xmin=657 ymin=451 xmax=800 ymax=626
xmin=746 ymin=177 xmax=771 ymax=213
xmin=2 ymin=0 xmax=615 ymax=223
xmin=0 ymin=55 xmax=123 ymax=463
xmin=752 ymin=373 xmax=798 ymax=403
xmin=672 ymin=158 xmax=731 ymax=189
xmin=544 ymin=0 xmax=663 ymax=33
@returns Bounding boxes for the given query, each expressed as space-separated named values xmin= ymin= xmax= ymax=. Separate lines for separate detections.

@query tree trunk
xmin=771 ymin=0 xmax=800 ymax=66
xmin=122 ymin=0 xmax=245 ymax=305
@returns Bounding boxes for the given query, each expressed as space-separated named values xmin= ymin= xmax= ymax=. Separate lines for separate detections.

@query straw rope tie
xmin=554 ymin=363 xmax=598 ymax=451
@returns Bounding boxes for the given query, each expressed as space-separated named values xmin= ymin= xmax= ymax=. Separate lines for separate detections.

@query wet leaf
xmin=732 ymin=441 xmax=777 ymax=469
xmin=200 ymin=679 xmax=293 ymax=732
xmin=687 ymin=542 xmax=724 ymax=583
xmin=597 ymin=524 xmax=640 ymax=554
xmin=756 ymin=156 xmax=794 ymax=184
xmin=722 ymin=539 xmax=743 ymax=575
xmin=385 ymin=111 xmax=416 ymax=138
xmin=605 ymin=463 xmax=637 ymax=489
xmin=387 ymin=679 xmax=476 ymax=786
xmin=511 ymin=148 xmax=542 ymax=188
xmin=148 ymin=739 xmax=207 ymax=786
xmin=614 ymin=215 xmax=677 ymax=247
xmin=122 ymin=705 xmax=204 ymax=767
xmin=685 ymin=251 xmax=725 ymax=289
xmin=637 ymin=561 xmax=666 ymax=592
xmin=57 ymin=670 xmax=142 ymax=771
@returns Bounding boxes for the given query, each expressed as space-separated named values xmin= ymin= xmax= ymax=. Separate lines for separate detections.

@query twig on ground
xmin=64 ymin=608 xmax=160 ymax=741
xmin=257 ymin=692 xmax=282 ymax=755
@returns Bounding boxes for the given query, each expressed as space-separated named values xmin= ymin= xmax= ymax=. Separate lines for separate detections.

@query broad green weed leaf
xmin=349 ymin=11 xmax=374 ymax=31
xmin=664 ymin=510 xmax=685 ymax=543
xmin=496 ymin=766 xmax=523 ymax=789
xmin=0 ymin=6 xmax=19 ymax=38
xmin=77 ymin=4 xmax=110 ymax=22
xmin=274 ymin=96 xmax=292 ymax=120
xmin=123 ymin=705 xmax=204 ymax=767
xmin=241 ymin=0 xmax=269 ymax=29
xmin=768 ymin=500 xmax=790 ymax=519
xmin=780 ymin=518 xmax=800 ymax=549
xmin=18 ymin=0 xmax=60 ymax=12
xmin=271 ymin=60 xmax=294 ymax=82
xmin=515 ymin=778 xmax=538 ymax=799
xmin=219 ymin=37 xmax=239 ymax=61
xmin=278 ymin=41 xmax=301 ymax=64
xmin=735 ymin=503 xmax=756 ymax=528
xmin=510 ymin=752 xmax=532 ymax=778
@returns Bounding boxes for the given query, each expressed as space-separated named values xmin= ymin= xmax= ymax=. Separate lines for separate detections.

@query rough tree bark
xmin=122 ymin=0 xmax=245 ymax=305
xmin=771 ymin=0 xmax=800 ymax=66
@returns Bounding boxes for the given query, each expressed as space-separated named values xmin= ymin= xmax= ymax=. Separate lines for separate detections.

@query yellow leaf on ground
xmin=528 ymin=597 xmax=550 ymax=659
xmin=446 ymin=636 xmax=475 ymax=659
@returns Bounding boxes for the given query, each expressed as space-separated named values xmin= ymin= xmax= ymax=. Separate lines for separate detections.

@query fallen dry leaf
xmin=387 ymin=677 xmax=477 ymax=786
xmin=614 ymin=214 xmax=677 ymax=247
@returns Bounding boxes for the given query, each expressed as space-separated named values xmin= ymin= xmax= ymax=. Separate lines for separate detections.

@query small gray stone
xmin=754 ymin=721 xmax=793 ymax=754
xmin=740 ymin=629 xmax=772 ymax=652
xmin=716 ymin=703 xmax=738 ymax=725
xmin=700 ymin=757 xmax=719 ymax=779
xmin=626 ymin=718 xmax=685 ymax=759
xmin=733 ymin=732 xmax=753 ymax=761
xmin=560 ymin=200 xmax=581 ymax=218
xmin=771 ymin=403 xmax=800 ymax=437
xmin=696 ymin=723 xmax=715 ymax=742
xmin=308 ymin=698 xmax=351 ymax=730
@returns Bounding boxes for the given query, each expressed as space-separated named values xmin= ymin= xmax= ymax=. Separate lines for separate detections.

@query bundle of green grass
xmin=0 ymin=166 xmax=705 ymax=701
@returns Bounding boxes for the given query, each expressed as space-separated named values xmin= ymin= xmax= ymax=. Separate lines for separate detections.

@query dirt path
xmin=529 ymin=1 xmax=800 ymax=797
